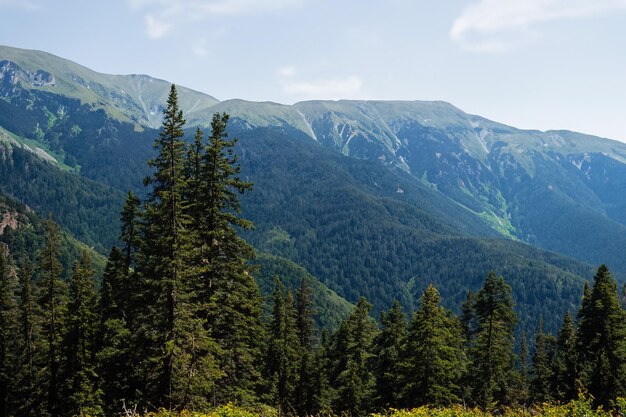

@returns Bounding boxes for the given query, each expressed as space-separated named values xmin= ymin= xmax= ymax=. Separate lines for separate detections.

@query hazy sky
xmin=1 ymin=0 xmax=625 ymax=141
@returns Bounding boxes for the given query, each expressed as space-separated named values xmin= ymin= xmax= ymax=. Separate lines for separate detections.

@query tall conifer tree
xmin=515 ymin=331 xmax=530 ymax=406
xmin=37 ymin=217 xmax=67 ymax=416
xmin=0 ymin=250 xmax=18 ymax=417
xmin=60 ymin=251 xmax=103 ymax=416
xmin=470 ymin=272 xmax=517 ymax=409
xmin=194 ymin=113 xmax=264 ymax=404
xmin=294 ymin=277 xmax=316 ymax=415
xmin=576 ymin=265 xmax=626 ymax=406
xmin=403 ymin=285 xmax=465 ymax=407
xmin=138 ymin=85 xmax=220 ymax=409
xmin=119 ymin=191 xmax=141 ymax=269
xmin=460 ymin=290 xmax=475 ymax=346
xmin=530 ymin=318 xmax=556 ymax=403
xmin=331 ymin=297 xmax=378 ymax=416
xmin=265 ymin=278 xmax=300 ymax=414
xmin=14 ymin=258 xmax=43 ymax=416
xmin=97 ymin=247 xmax=133 ymax=414
xmin=310 ymin=330 xmax=334 ymax=415
xmin=374 ymin=301 xmax=407 ymax=409
xmin=552 ymin=311 xmax=578 ymax=402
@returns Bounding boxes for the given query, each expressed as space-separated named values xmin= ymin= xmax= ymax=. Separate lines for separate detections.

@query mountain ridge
xmin=1 ymin=44 xmax=623 ymax=334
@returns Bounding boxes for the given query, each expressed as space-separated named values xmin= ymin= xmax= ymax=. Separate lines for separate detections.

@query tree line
xmin=0 ymin=86 xmax=625 ymax=416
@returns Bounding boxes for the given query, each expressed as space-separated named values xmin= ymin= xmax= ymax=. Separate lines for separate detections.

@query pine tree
xmin=403 ymin=285 xmax=465 ymax=407
xmin=265 ymin=278 xmax=300 ymax=414
xmin=576 ymin=265 xmax=626 ymax=406
xmin=60 ymin=250 xmax=103 ymax=416
xmin=470 ymin=272 xmax=517 ymax=409
xmin=530 ymin=318 xmax=556 ymax=403
xmin=373 ymin=301 xmax=407 ymax=409
xmin=552 ymin=311 xmax=578 ymax=402
xmin=0 ymin=249 xmax=18 ymax=417
xmin=36 ymin=217 xmax=67 ymax=416
xmin=331 ymin=297 xmax=378 ymax=416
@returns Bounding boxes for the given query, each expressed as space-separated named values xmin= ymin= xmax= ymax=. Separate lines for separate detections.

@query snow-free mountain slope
xmin=0 ymin=45 xmax=620 ymax=334
xmin=0 ymin=45 xmax=219 ymax=128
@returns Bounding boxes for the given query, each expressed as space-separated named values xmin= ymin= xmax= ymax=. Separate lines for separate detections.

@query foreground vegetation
xmin=2 ymin=86 xmax=626 ymax=417
xmin=127 ymin=396 xmax=626 ymax=417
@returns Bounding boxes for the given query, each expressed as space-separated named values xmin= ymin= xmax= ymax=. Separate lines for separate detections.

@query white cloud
xmin=451 ymin=0 xmax=626 ymax=51
xmin=0 ymin=0 xmax=39 ymax=10
xmin=277 ymin=66 xmax=296 ymax=77
xmin=131 ymin=0 xmax=305 ymax=38
xmin=282 ymin=76 xmax=364 ymax=99
xmin=146 ymin=15 xmax=173 ymax=39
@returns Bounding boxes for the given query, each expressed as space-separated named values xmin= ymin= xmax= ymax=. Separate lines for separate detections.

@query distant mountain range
xmin=2 ymin=44 xmax=624 ymax=333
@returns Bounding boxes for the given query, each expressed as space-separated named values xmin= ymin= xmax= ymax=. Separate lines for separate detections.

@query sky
xmin=1 ymin=0 xmax=625 ymax=141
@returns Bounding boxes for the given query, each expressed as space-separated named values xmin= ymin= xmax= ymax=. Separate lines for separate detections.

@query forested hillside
xmin=2 ymin=88 xmax=626 ymax=417
xmin=0 ymin=192 xmax=105 ymax=274
xmin=0 ymin=139 xmax=124 ymax=252
xmin=0 ymin=46 xmax=611 ymax=336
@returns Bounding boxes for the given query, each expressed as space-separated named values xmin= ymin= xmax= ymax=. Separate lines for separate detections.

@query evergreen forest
xmin=2 ymin=86 xmax=626 ymax=417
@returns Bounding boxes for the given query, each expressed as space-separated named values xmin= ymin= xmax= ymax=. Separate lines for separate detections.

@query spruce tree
xmin=194 ymin=112 xmax=264 ymax=404
xmin=460 ymin=289 xmax=475 ymax=346
xmin=310 ymin=330 xmax=334 ymax=415
xmin=403 ymin=285 xmax=465 ymax=407
xmin=459 ymin=289 xmax=476 ymax=405
xmin=470 ymin=272 xmax=517 ymax=409
xmin=373 ymin=301 xmax=407 ymax=409
xmin=530 ymin=318 xmax=556 ymax=403
xmin=60 ymin=250 xmax=103 ymax=416
xmin=552 ymin=311 xmax=578 ymax=402
xmin=119 ymin=191 xmax=141 ymax=269
xmin=97 ymin=247 xmax=134 ymax=414
xmin=294 ymin=277 xmax=316 ymax=415
xmin=576 ymin=265 xmax=626 ymax=406
xmin=36 ymin=217 xmax=67 ymax=416
xmin=184 ymin=127 xmax=205 ymax=223
xmin=265 ymin=278 xmax=300 ymax=414
xmin=0 ymin=250 xmax=18 ymax=417
xmin=137 ymin=85 xmax=220 ymax=409
xmin=14 ymin=258 xmax=44 ymax=416
xmin=331 ymin=297 xmax=378 ymax=416
xmin=515 ymin=331 xmax=529 ymax=406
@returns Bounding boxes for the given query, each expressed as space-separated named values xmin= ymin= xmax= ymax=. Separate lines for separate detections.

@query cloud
xmin=451 ymin=0 xmax=626 ymax=51
xmin=277 ymin=66 xmax=296 ymax=77
xmin=282 ymin=76 xmax=364 ymax=99
xmin=0 ymin=0 xmax=39 ymax=10
xmin=146 ymin=15 xmax=173 ymax=39
xmin=132 ymin=0 xmax=305 ymax=38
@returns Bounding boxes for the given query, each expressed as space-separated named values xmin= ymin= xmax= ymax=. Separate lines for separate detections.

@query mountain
xmin=0 ymin=45 xmax=619 ymax=334
xmin=0 ymin=45 xmax=219 ymax=129
xmin=197 ymin=99 xmax=626 ymax=276
xmin=290 ymin=100 xmax=626 ymax=273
